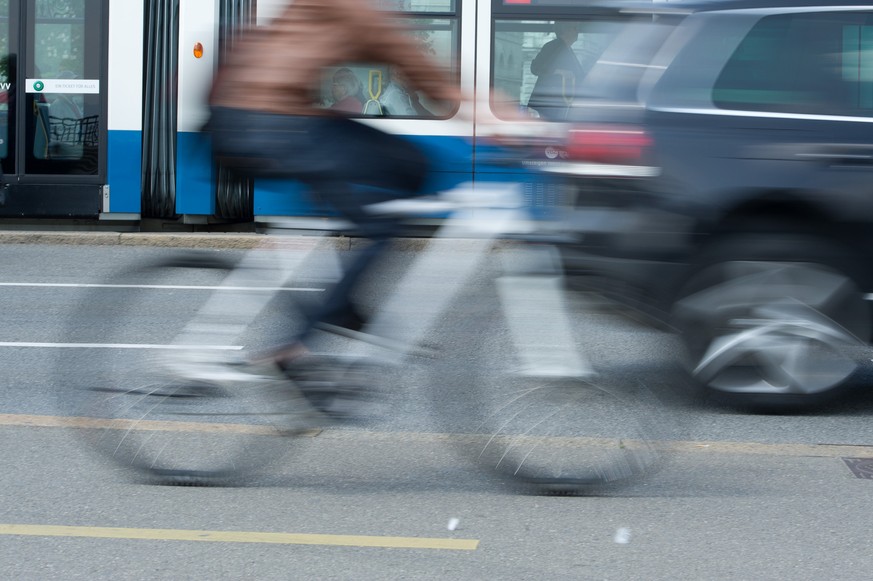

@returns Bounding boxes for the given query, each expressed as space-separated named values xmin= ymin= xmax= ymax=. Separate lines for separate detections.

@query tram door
xmin=0 ymin=0 xmax=106 ymax=217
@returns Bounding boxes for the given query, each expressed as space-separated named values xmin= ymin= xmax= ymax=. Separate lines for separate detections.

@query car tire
xmin=671 ymin=232 xmax=870 ymax=409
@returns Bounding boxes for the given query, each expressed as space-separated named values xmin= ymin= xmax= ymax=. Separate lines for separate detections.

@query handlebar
xmin=362 ymin=183 xmax=525 ymax=217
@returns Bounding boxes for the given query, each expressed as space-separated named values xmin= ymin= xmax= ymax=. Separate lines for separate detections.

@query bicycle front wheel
xmin=463 ymin=373 xmax=668 ymax=494
xmin=58 ymin=250 xmax=319 ymax=485
xmin=430 ymin=256 xmax=670 ymax=495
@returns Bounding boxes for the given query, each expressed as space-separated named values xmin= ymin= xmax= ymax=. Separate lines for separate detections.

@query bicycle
xmin=58 ymin=149 xmax=671 ymax=494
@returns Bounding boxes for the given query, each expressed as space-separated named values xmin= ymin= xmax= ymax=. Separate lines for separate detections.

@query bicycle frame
xmin=166 ymin=181 xmax=594 ymax=381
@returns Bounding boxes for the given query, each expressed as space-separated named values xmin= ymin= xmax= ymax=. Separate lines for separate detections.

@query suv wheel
xmin=671 ymin=233 xmax=870 ymax=408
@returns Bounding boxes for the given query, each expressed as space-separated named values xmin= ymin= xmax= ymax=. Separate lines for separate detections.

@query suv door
xmin=648 ymin=9 xmax=873 ymax=247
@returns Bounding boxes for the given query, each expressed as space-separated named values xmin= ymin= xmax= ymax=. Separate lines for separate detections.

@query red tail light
xmin=566 ymin=125 xmax=652 ymax=164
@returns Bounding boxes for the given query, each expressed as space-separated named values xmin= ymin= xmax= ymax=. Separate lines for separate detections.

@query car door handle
xmin=796 ymin=143 xmax=873 ymax=165
xmin=796 ymin=151 xmax=873 ymax=162
xmin=746 ymin=143 xmax=873 ymax=165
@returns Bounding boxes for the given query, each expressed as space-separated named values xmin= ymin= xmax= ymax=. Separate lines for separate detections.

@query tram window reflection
xmin=492 ymin=19 xmax=622 ymax=120
xmin=317 ymin=17 xmax=459 ymax=119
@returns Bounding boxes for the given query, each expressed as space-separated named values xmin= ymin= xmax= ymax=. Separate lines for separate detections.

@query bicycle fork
xmin=496 ymin=244 xmax=595 ymax=379
xmin=359 ymin=183 xmax=595 ymax=380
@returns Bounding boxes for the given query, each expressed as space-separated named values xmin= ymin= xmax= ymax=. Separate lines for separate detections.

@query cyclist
xmin=208 ymin=0 xmax=466 ymax=369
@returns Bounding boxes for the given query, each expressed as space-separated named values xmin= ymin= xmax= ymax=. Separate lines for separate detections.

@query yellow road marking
xmin=0 ymin=413 xmax=322 ymax=436
xmin=0 ymin=524 xmax=478 ymax=551
xmin=3 ymin=413 xmax=873 ymax=458
xmin=0 ymin=413 xmax=286 ymax=435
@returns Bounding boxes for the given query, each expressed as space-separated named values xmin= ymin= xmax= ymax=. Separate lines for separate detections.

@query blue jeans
xmin=209 ymin=107 xmax=430 ymax=343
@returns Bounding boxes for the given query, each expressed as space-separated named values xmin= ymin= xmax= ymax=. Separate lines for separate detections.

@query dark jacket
xmin=528 ymin=38 xmax=585 ymax=118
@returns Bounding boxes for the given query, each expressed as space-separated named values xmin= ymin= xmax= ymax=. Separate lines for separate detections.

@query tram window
xmin=492 ymin=19 xmax=622 ymax=121
xmin=0 ymin=59 xmax=10 ymax=165
xmin=319 ymin=17 xmax=459 ymax=118
xmin=29 ymin=0 xmax=101 ymax=174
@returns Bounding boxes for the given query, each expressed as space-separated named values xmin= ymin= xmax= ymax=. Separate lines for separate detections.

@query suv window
xmin=713 ymin=11 xmax=873 ymax=116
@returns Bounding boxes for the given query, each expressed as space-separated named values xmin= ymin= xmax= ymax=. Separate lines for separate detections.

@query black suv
xmin=557 ymin=0 xmax=873 ymax=406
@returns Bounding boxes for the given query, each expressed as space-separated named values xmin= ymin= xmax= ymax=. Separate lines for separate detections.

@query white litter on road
xmin=614 ymin=528 xmax=631 ymax=544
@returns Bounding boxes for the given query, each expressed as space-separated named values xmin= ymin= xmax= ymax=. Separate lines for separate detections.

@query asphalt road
xmin=2 ymin=240 xmax=873 ymax=580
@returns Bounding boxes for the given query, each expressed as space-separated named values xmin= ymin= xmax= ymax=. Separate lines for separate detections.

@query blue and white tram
xmin=0 ymin=0 xmax=623 ymax=222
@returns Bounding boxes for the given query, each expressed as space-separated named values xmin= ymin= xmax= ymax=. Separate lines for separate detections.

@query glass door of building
xmin=0 ymin=0 xmax=106 ymax=217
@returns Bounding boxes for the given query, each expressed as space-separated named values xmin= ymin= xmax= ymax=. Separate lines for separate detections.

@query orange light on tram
xmin=193 ymin=43 xmax=204 ymax=59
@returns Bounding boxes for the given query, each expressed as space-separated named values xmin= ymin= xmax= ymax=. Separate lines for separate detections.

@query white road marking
xmin=0 ymin=342 xmax=243 ymax=350
xmin=0 ymin=282 xmax=322 ymax=292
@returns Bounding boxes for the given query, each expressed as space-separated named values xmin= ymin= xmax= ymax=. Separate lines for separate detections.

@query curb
xmin=0 ymin=231 xmax=266 ymax=249
xmin=0 ymin=230 xmax=442 ymax=251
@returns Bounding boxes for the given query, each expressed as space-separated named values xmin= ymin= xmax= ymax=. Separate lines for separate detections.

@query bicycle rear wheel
xmin=430 ymin=259 xmax=670 ymax=495
xmin=59 ymin=250 xmax=318 ymax=485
